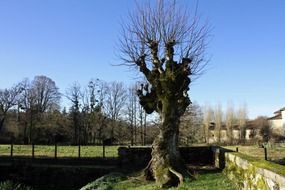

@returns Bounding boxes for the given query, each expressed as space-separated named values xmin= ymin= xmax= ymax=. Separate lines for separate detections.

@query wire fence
xmin=0 ymin=144 xmax=119 ymax=159
xmin=226 ymin=143 xmax=285 ymax=162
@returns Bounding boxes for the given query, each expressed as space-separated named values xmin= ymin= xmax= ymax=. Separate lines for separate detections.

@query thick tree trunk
xmin=144 ymin=99 xmax=191 ymax=188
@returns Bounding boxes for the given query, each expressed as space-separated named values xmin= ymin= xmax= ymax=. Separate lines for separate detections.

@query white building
xmin=268 ymin=107 xmax=285 ymax=135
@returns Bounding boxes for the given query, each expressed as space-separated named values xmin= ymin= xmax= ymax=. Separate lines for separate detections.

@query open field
xmin=0 ymin=145 xmax=119 ymax=158
xmin=225 ymin=144 xmax=285 ymax=163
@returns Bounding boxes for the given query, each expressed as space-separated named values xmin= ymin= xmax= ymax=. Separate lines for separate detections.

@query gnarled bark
xmin=119 ymin=0 xmax=208 ymax=187
xmin=144 ymin=98 xmax=192 ymax=187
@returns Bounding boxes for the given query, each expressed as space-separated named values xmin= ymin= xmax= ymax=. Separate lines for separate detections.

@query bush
xmin=80 ymin=172 xmax=126 ymax=190
xmin=0 ymin=181 xmax=33 ymax=190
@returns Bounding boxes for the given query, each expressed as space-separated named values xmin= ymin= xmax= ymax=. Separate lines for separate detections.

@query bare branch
xmin=118 ymin=0 xmax=209 ymax=80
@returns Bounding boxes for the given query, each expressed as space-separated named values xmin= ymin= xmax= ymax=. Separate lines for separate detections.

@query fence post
xmin=78 ymin=144 xmax=81 ymax=158
xmin=54 ymin=143 xmax=57 ymax=159
xmin=32 ymin=143 xmax=35 ymax=158
xmin=264 ymin=147 xmax=268 ymax=161
xmin=10 ymin=143 xmax=13 ymax=157
xmin=103 ymin=144 xmax=105 ymax=158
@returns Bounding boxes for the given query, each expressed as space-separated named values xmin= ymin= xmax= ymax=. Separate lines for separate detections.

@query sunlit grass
xmin=225 ymin=145 xmax=285 ymax=162
xmin=0 ymin=144 xmax=119 ymax=158
xmin=83 ymin=172 xmax=236 ymax=190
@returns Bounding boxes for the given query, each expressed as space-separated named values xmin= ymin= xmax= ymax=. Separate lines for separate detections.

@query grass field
xmin=225 ymin=144 xmax=285 ymax=163
xmin=81 ymin=168 xmax=236 ymax=190
xmin=114 ymin=173 xmax=236 ymax=190
xmin=0 ymin=144 xmax=119 ymax=158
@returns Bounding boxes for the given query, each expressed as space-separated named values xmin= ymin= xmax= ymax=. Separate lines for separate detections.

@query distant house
xmin=268 ymin=107 xmax=285 ymax=135
xmin=207 ymin=121 xmax=263 ymax=144
xmin=232 ymin=125 xmax=241 ymax=140
xmin=244 ymin=121 xmax=261 ymax=141
xmin=268 ymin=107 xmax=285 ymax=128
xmin=208 ymin=123 xmax=237 ymax=144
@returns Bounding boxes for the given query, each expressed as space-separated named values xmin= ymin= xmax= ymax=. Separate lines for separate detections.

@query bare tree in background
xmin=138 ymin=104 xmax=147 ymax=146
xmin=80 ymin=79 xmax=106 ymax=144
xmin=203 ymin=105 xmax=213 ymax=143
xmin=0 ymin=84 xmax=23 ymax=131
xmin=226 ymin=102 xmax=235 ymax=144
xmin=32 ymin=75 xmax=61 ymax=114
xmin=19 ymin=76 xmax=60 ymax=144
xmin=180 ymin=102 xmax=203 ymax=145
xmin=119 ymin=0 xmax=209 ymax=186
xmin=237 ymin=103 xmax=248 ymax=142
xmin=126 ymin=85 xmax=138 ymax=146
xmin=214 ymin=103 xmax=223 ymax=143
xmin=105 ymin=82 xmax=127 ymax=139
xmin=19 ymin=78 xmax=36 ymax=144
xmin=253 ymin=116 xmax=271 ymax=142
xmin=66 ymin=82 xmax=82 ymax=145
xmin=95 ymin=81 xmax=108 ymax=144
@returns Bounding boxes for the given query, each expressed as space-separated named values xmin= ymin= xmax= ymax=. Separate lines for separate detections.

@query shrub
xmin=0 ymin=181 xmax=33 ymax=190
xmin=80 ymin=172 xmax=126 ymax=190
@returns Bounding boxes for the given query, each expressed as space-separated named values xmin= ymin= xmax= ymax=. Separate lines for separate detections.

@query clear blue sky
xmin=0 ymin=0 xmax=285 ymax=119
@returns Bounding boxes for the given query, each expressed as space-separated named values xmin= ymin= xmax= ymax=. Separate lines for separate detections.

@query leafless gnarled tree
xmin=119 ymin=0 xmax=209 ymax=187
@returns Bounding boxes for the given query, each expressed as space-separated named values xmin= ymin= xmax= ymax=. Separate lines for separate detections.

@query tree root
xmin=143 ymin=158 xmax=154 ymax=180
xmin=185 ymin=166 xmax=197 ymax=180
xmin=142 ymin=155 xmax=198 ymax=188
xmin=169 ymin=167 xmax=184 ymax=185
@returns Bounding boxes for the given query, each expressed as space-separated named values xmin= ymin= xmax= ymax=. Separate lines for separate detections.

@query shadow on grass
xmin=80 ymin=165 xmax=236 ymax=190
xmin=274 ymin=157 xmax=285 ymax=166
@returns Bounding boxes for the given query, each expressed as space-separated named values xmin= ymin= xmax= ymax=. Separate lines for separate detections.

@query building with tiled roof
xmin=268 ymin=107 xmax=285 ymax=132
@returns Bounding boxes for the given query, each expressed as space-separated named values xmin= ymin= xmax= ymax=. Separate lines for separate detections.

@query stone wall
xmin=224 ymin=152 xmax=285 ymax=190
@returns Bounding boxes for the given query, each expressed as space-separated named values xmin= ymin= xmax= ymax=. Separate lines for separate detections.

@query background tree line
xmin=2 ymin=75 xmax=278 ymax=146
xmin=0 ymin=75 xmax=162 ymax=145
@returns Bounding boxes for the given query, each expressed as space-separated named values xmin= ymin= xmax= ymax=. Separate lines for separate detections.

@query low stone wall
xmin=224 ymin=152 xmax=285 ymax=190
xmin=212 ymin=146 xmax=234 ymax=169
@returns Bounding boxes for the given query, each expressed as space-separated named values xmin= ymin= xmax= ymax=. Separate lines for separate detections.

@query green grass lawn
xmin=114 ymin=173 xmax=235 ymax=190
xmin=81 ymin=169 xmax=236 ymax=190
xmin=224 ymin=144 xmax=285 ymax=162
xmin=0 ymin=144 xmax=119 ymax=158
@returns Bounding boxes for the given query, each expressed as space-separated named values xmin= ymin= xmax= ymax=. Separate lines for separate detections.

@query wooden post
xmin=10 ymin=143 xmax=13 ymax=157
xmin=54 ymin=143 xmax=57 ymax=159
xmin=103 ymin=144 xmax=105 ymax=158
xmin=236 ymin=147 xmax=238 ymax=152
xmin=32 ymin=143 xmax=35 ymax=158
xmin=264 ymin=147 xmax=268 ymax=161
xmin=78 ymin=144 xmax=81 ymax=158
